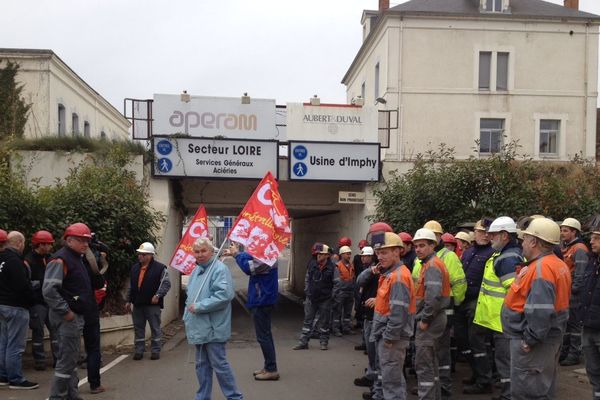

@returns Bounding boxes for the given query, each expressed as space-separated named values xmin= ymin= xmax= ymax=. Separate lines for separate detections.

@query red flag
xmin=228 ymin=171 xmax=291 ymax=266
xmin=169 ymin=204 xmax=209 ymax=275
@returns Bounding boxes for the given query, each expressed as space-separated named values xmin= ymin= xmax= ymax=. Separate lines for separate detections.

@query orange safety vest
xmin=561 ymin=242 xmax=589 ymax=274
xmin=336 ymin=260 xmax=355 ymax=282
xmin=375 ymin=264 xmax=416 ymax=316
xmin=416 ymin=255 xmax=451 ymax=301
xmin=504 ymin=254 xmax=571 ymax=315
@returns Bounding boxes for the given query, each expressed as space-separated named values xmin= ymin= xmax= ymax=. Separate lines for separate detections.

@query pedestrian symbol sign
xmin=158 ymin=158 xmax=173 ymax=173
xmin=293 ymin=162 xmax=307 ymax=177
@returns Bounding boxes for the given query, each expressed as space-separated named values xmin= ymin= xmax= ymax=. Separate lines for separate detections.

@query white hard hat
xmin=339 ymin=245 xmax=352 ymax=255
xmin=524 ymin=218 xmax=560 ymax=245
xmin=360 ymin=246 xmax=374 ymax=256
xmin=487 ymin=216 xmax=517 ymax=233
xmin=413 ymin=228 xmax=437 ymax=243
xmin=136 ymin=242 xmax=156 ymax=254
xmin=560 ymin=217 xmax=581 ymax=232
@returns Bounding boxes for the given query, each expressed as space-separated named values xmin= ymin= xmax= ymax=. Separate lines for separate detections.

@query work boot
xmin=90 ymin=385 xmax=106 ymax=394
xmin=132 ymin=353 xmax=143 ymax=360
xmin=354 ymin=344 xmax=366 ymax=351
xmin=333 ymin=330 xmax=342 ymax=337
xmin=150 ymin=353 xmax=160 ymax=360
xmin=560 ymin=355 xmax=581 ymax=366
xmin=461 ymin=376 xmax=476 ymax=385
xmin=362 ymin=391 xmax=373 ymax=400
xmin=354 ymin=376 xmax=374 ymax=387
xmin=293 ymin=343 xmax=308 ymax=350
xmin=320 ymin=343 xmax=328 ymax=351
xmin=463 ymin=384 xmax=493 ymax=394
xmin=255 ymin=371 xmax=280 ymax=381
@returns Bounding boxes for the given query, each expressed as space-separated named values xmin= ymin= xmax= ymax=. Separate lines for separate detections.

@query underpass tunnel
xmin=176 ymin=177 xmax=372 ymax=299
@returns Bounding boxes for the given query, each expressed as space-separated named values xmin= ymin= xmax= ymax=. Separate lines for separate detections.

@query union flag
xmin=169 ymin=204 xmax=209 ymax=275
xmin=228 ymin=171 xmax=291 ymax=266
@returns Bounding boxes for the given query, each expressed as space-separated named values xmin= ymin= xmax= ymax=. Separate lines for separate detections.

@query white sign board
xmin=153 ymin=137 xmax=278 ymax=179
xmin=153 ymin=94 xmax=280 ymax=140
xmin=339 ymin=191 xmax=366 ymax=204
xmin=288 ymin=141 xmax=380 ymax=182
xmin=286 ymin=103 xmax=378 ymax=142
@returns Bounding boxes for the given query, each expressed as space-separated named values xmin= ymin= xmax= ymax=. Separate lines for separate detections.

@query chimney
xmin=379 ymin=0 xmax=390 ymax=11
xmin=564 ymin=0 xmax=579 ymax=10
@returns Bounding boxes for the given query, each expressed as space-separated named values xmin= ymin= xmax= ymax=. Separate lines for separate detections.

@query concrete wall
xmin=345 ymin=16 xmax=599 ymax=164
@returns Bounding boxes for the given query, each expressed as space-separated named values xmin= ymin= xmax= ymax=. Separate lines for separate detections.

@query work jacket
xmin=461 ymin=243 xmax=495 ymax=302
xmin=473 ymin=241 xmax=523 ymax=333
xmin=581 ymin=254 xmax=600 ymax=330
xmin=304 ymin=258 xmax=335 ymax=303
xmin=333 ymin=260 xmax=355 ymax=293
xmin=561 ymin=238 xmax=589 ymax=307
xmin=415 ymin=253 xmax=451 ymax=324
xmin=184 ymin=257 xmax=235 ymax=344
xmin=501 ymin=253 xmax=571 ymax=346
xmin=413 ymin=243 xmax=466 ymax=306
xmin=370 ymin=263 xmax=415 ymax=342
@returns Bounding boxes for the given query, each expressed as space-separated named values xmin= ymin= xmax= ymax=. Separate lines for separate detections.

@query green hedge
xmin=373 ymin=141 xmax=600 ymax=234
xmin=0 ymin=143 xmax=164 ymax=314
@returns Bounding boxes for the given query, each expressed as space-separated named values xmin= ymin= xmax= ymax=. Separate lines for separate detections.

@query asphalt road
xmin=5 ymin=258 xmax=593 ymax=400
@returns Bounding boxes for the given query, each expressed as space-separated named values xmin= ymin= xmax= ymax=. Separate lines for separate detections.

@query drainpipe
xmin=397 ymin=18 xmax=404 ymax=160
xmin=584 ymin=22 xmax=589 ymax=159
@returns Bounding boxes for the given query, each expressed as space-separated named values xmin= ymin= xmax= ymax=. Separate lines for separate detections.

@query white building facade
xmin=343 ymin=0 xmax=600 ymax=174
xmin=0 ymin=48 xmax=129 ymax=140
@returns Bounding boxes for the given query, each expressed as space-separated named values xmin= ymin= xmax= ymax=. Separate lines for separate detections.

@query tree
xmin=0 ymin=59 xmax=31 ymax=138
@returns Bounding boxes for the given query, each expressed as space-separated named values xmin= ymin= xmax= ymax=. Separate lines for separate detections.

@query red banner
xmin=228 ymin=171 xmax=291 ymax=266
xmin=169 ymin=204 xmax=209 ymax=275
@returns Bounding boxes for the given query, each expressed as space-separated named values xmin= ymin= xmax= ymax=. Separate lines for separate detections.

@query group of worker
xmin=296 ymin=215 xmax=600 ymax=400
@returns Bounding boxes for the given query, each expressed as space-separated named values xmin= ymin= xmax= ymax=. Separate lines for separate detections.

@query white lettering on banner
xmin=189 ymin=222 xmax=208 ymax=238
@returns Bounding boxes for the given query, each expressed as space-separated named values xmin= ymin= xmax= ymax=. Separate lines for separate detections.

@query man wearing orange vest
xmin=363 ymin=232 xmax=415 ymax=400
xmin=413 ymin=228 xmax=451 ymax=400
xmin=501 ymin=218 xmax=571 ymax=400
xmin=559 ymin=217 xmax=589 ymax=366
xmin=332 ymin=246 xmax=355 ymax=336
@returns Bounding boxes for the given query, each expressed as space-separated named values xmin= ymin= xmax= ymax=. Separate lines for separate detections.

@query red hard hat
xmin=398 ymin=232 xmax=413 ymax=243
xmin=338 ymin=237 xmax=352 ymax=247
xmin=63 ymin=223 xmax=92 ymax=239
xmin=441 ymin=232 xmax=457 ymax=244
xmin=358 ymin=239 xmax=369 ymax=249
xmin=0 ymin=229 xmax=7 ymax=243
xmin=32 ymin=230 xmax=55 ymax=245
xmin=368 ymin=222 xmax=393 ymax=234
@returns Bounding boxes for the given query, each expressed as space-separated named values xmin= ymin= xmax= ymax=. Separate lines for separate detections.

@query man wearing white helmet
xmin=466 ymin=217 xmax=523 ymax=399
xmin=502 ymin=218 xmax=571 ymax=399
xmin=126 ymin=242 xmax=171 ymax=360
xmin=332 ymin=245 xmax=355 ymax=336
xmin=559 ymin=217 xmax=589 ymax=366
xmin=413 ymin=228 xmax=451 ymax=400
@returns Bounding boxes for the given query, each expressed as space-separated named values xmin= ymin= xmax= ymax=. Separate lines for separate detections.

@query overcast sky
xmin=1 ymin=0 xmax=598 ymax=110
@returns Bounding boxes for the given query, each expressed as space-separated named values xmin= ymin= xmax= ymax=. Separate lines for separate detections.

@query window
xmin=540 ymin=120 xmax=560 ymax=155
xmin=374 ymin=63 xmax=380 ymax=100
xmin=58 ymin=104 xmax=66 ymax=136
xmin=497 ymin=52 xmax=509 ymax=90
xmin=479 ymin=52 xmax=491 ymax=90
xmin=361 ymin=82 xmax=366 ymax=100
xmin=485 ymin=0 xmax=502 ymax=12
xmin=72 ymin=113 xmax=79 ymax=135
xmin=84 ymin=121 xmax=90 ymax=137
xmin=100 ymin=131 xmax=107 ymax=139
xmin=480 ymin=118 xmax=504 ymax=153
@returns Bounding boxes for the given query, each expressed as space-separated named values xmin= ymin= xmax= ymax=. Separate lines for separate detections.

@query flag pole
xmin=192 ymin=238 xmax=229 ymax=304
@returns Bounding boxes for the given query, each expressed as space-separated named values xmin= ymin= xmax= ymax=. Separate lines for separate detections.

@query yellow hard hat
xmin=423 ymin=220 xmax=443 ymax=234
xmin=523 ymin=218 xmax=560 ymax=245
xmin=455 ymin=231 xmax=472 ymax=243
xmin=371 ymin=232 xmax=404 ymax=250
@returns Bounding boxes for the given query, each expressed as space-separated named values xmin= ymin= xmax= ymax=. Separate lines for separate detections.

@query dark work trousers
xmin=29 ymin=303 xmax=58 ymax=366
xmin=132 ymin=305 xmax=162 ymax=354
xmin=437 ymin=311 xmax=453 ymax=400
xmin=49 ymin=313 xmax=84 ymax=400
xmin=332 ymin=291 xmax=354 ymax=334
xmin=83 ymin=316 xmax=102 ymax=390
xmin=416 ymin=313 xmax=446 ymax=400
xmin=299 ymin=298 xmax=331 ymax=345
xmin=510 ymin=338 xmax=560 ymax=400
xmin=454 ymin=300 xmax=477 ymax=380
xmin=561 ymin=307 xmax=582 ymax=360
xmin=582 ymin=328 xmax=600 ymax=400
xmin=354 ymin=287 xmax=364 ymax=328
xmin=470 ymin=323 xmax=511 ymax=399
xmin=251 ymin=305 xmax=277 ymax=372
xmin=364 ymin=318 xmax=378 ymax=380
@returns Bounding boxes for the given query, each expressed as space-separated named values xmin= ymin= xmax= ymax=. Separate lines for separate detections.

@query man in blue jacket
xmin=226 ymin=243 xmax=279 ymax=381
xmin=184 ymin=237 xmax=243 ymax=400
